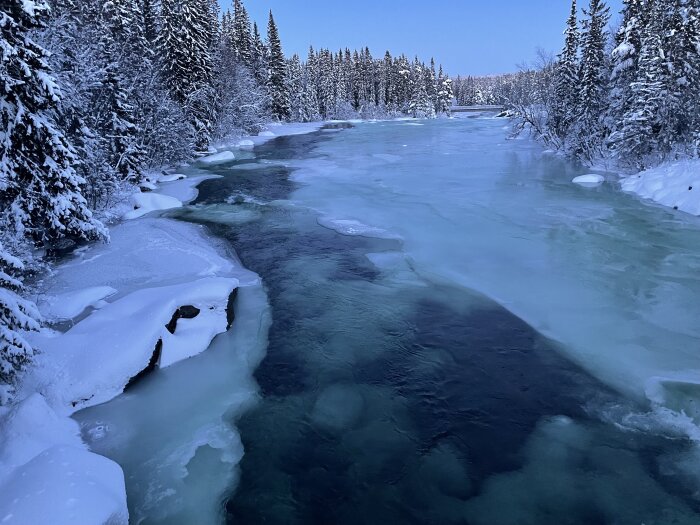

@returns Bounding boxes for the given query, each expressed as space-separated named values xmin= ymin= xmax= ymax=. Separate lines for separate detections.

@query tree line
xmin=460 ymin=0 xmax=700 ymax=170
xmin=0 ymin=0 xmax=452 ymax=401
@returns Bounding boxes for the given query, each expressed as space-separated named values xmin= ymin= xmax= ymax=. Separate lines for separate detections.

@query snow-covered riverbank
xmin=0 ymin=122 xmax=322 ymax=524
xmin=620 ymin=159 xmax=700 ymax=216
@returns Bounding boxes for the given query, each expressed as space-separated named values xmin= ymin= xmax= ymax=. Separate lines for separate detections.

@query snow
xmin=155 ymin=174 xmax=222 ymax=204
xmin=25 ymin=277 xmax=238 ymax=414
xmin=123 ymin=192 xmax=182 ymax=220
xmin=157 ymin=173 xmax=186 ymax=183
xmin=572 ymin=174 xmax=605 ymax=186
xmin=0 ymin=446 xmax=128 ymax=525
xmin=258 ymin=131 xmax=275 ymax=137
xmin=198 ymin=151 xmax=235 ymax=165
xmin=0 ymin=394 xmax=128 ymax=524
xmin=621 ymin=159 xmax=700 ymax=215
xmin=235 ymin=139 xmax=255 ymax=149
xmin=38 ymin=286 xmax=116 ymax=321
xmin=317 ymin=216 xmax=402 ymax=240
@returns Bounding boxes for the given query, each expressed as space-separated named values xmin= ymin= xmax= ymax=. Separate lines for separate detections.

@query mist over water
xmin=77 ymin=118 xmax=700 ymax=524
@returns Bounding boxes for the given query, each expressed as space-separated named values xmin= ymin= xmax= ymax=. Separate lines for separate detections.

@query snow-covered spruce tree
xmin=613 ymin=0 xmax=668 ymax=167
xmin=232 ymin=0 xmax=252 ymax=67
xmin=661 ymin=0 xmax=700 ymax=149
xmin=553 ymin=0 xmax=580 ymax=140
xmin=97 ymin=0 xmax=147 ymax=186
xmin=608 ymin=0 xmax=645 ymax=152
xmin=437 ymin=65 xmax=453 ymax=115
xmin=0 ymin=0 xmax=105 ymax=247
xmin=571 ymin=0 xmax=611 ymax=159
xmin=409 ymin=59 xmax=436 ymax=118
xmin=251 ymin=22 xmax=268 ymax=86
xmin=0 ymin=241 xmax=41 ymax=404
xmin=142 ymin=0 xmax=159 ymax=44
xmin=266 ymin=11 xmax=290 ymax=121
xmin=159 ymin=0 xmax=216 ymax=152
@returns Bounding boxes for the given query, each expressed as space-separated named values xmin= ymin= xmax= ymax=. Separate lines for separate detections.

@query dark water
xmin=179 ymin=128 xmax=700 ymax=525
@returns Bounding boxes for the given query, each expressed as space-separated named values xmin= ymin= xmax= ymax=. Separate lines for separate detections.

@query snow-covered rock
xmin=26 ymin=277 xmax=238 ymax=414
xmin=199 ymin=151 xmax=235 ymax=165
xmin=572 ymin=174 xmax=605 ymax=186
xmin=124 ymin=192 xmax=182 ymax=220
xmin=0 ymin=395 xmax=128 ymax=525
xmin=621 ymin=159 xmax=700 ymax=215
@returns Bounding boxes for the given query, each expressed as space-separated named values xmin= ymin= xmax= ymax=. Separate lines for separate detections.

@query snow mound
xmin=621 ymin=159 xmax=700 ymax=215
xmin=199 ymin=151 xmax=235 ymax=165
xmin=236 ymin=139 xmax=255 ymax=149
xmin=0 ymin=446 xmax=128 ymax=525
xmin=572 ymin=174 xmax=605 ymax=186
xmin=26 ymin=277 xmax=238 ymax=414
xmin=157 ymin=173 xmax=186 ymax=183
xmin=0 ymin=394 xmax=128 ymax=524
xmin=258 ymin=131 xmax=275 ymax=137
xmin=124 ymin=192 xmax=182 ymax=220
xmin=39 ymin=286 xmax=116 ymax=321
xmin=156 ymin=174 xmax=222 ymax=204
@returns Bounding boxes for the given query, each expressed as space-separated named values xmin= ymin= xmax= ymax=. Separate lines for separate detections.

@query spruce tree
xmin=251 ymin=22 xmax=268 ymax=86
xmin=573 ymin=0 xmax=611 ymax=158
xmin=0 ymin=241 xmax=40 ymax=403
xmin=233 ymin=0 xmax=253 ymax=66
xmin=554 ymin=0 xmax=580 ymax=138
xmin=266 ymin=11 xmax=290 ymax=120
xmin=615 ymin=0 xmax=666 ymax=167
xmin=158 ymin=0 xmax=215 ymax=151
xmin=0 ymin=0 xmax=105 ymax=246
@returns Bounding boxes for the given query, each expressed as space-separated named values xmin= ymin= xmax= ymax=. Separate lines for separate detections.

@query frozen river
xmin=76 ymin=116 xmax=700 ymax=524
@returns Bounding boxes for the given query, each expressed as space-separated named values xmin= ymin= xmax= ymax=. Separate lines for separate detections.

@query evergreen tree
xmin=0 ymin=241 xmax=40 ymax=403
xmin=158 ymin=0 xmax=215 ymax=151
xmin=266 ymin=11 xmax=290 ymax=120
xmin=233 ymin=0 xmax=253 ymax=66
xmin=251 ymin=22 xmax=268 ymax=86
xmin=573 ymin=0 xmax=611 ymax=158
xmin=436 ymin=65 xmax=453 ymax=115
xmin=409 ymin=59 xmax=436 ymax=118
xmin=614 ymin=0 xmax=668 ymax=166
xmin=553 ymin=0 xmax=580 ymax=137
xmin=0 ymin=0 xmax=105 ymax=246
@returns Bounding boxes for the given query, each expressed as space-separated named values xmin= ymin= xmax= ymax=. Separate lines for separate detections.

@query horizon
xmin=221 ymin=0 xmax=625 ymax=76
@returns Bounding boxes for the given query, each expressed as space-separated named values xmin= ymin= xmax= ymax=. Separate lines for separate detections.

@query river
xmin=75 ymin=116 xmax=700 ymax=524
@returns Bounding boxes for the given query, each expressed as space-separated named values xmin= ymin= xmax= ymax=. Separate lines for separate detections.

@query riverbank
xmin=0 ymin=122 xmax=323 ymax=524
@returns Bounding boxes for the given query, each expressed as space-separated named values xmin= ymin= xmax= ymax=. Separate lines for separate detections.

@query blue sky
xmin=221 ymin=0 xmax=625 ymax=76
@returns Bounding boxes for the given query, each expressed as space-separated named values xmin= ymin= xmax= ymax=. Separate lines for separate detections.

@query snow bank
xmin=26 ymin=277 xmax=238 ymax=414
xmin=124 ymin=192 xmax=182 ymax=220
xmin=621 ymin=159 xmax=700 ymax=215
xmin=0 ymin=394 xmax=128 ymax=524
xmin=199 ymin=151 xmax=235 ymax=165
xmin=157 ymin=173 xmax=186 ymax=183
xmin=572 ymin=174 xmax=605 ymax=186
xmin=38 ymin=286 xmax=116 ymax=321
xmin=155 ymin=174 xmax=222 ymax=204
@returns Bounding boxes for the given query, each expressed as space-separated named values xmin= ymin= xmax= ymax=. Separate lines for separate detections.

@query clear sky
xmin=221 ymin=0 xmax=625 ymax=76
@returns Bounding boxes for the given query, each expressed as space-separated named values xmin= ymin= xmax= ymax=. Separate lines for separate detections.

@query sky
xmin=221 ymin=0 xmax=625 ymax=76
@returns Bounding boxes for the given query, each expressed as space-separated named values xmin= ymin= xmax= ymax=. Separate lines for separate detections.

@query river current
xmin=76 ymin=116 xmax=700 ymax=524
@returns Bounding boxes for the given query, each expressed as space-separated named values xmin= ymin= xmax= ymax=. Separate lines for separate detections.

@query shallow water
xmin=77 ymin=117 xmax=700 ymax=524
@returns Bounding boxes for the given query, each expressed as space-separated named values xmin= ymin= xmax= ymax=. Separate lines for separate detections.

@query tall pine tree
xmin=266 ymin=11 xmax=290 ymax=121
xmin=0 ymin=0 xmax=105 ymax=246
